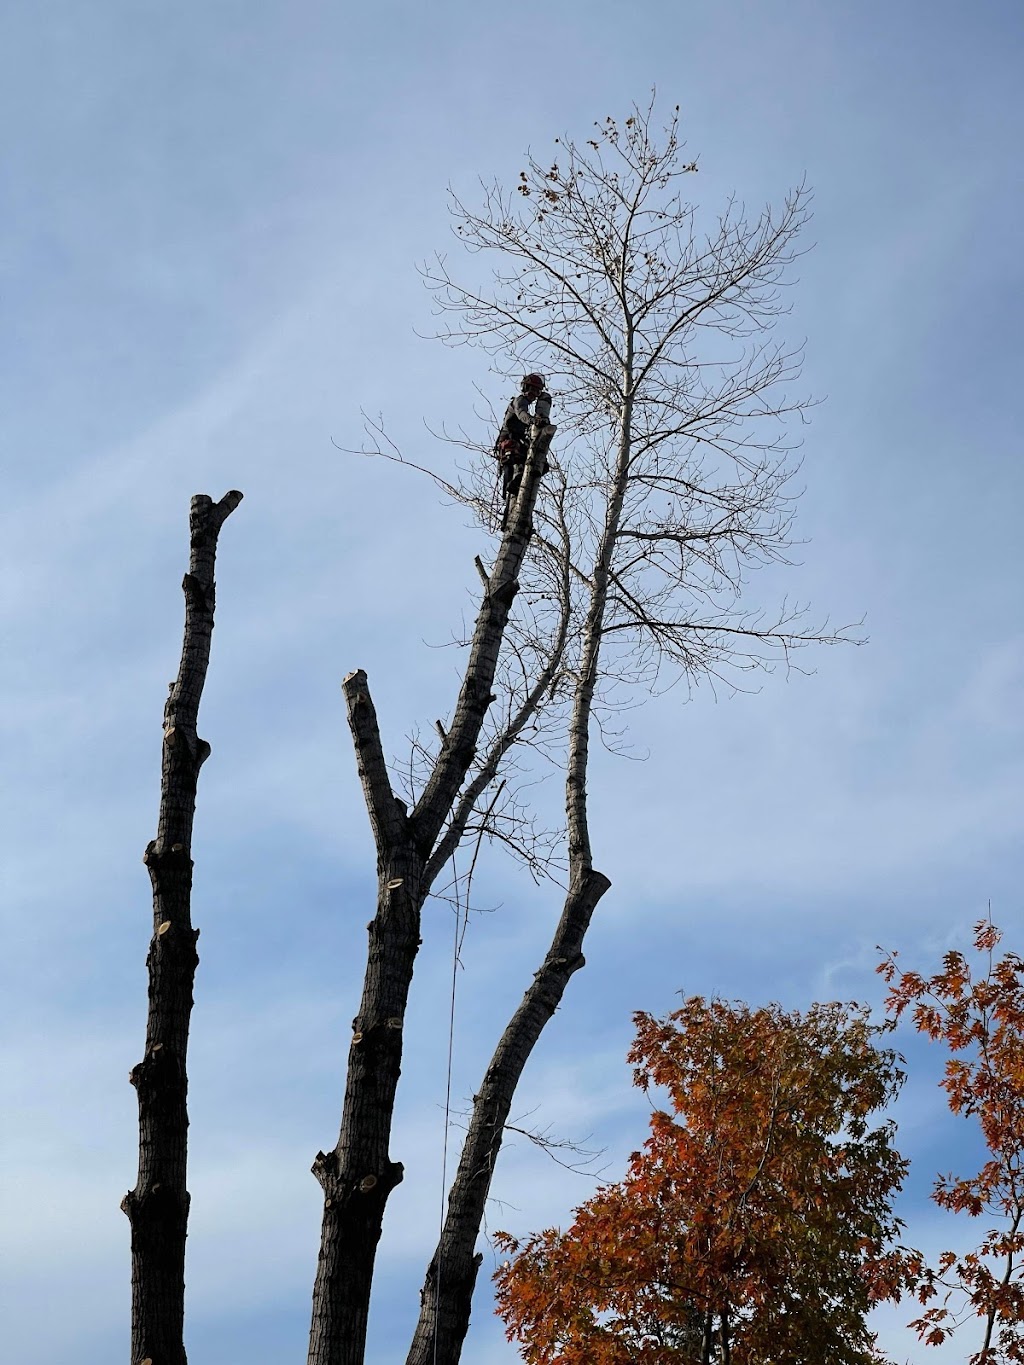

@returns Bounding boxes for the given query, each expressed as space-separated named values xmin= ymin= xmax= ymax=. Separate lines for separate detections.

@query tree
xmin=879 ymin=919 xmax=1024 ymax=1362
xmin=310 ymin=100 xmax=853 ymax=1365
xmin=494 ymin=998 xmax=912 ymax=1365
xmin=125 ymin=491 xmax=242 ymax=1365
xmin=344 ymin=100 xmax=850 ymax=1365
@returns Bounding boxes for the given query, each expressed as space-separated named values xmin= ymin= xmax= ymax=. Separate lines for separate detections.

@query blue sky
xmin=1 ymin=1 xmax=1022 ymax=1361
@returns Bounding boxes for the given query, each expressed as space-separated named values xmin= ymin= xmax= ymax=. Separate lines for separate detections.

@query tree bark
xmin=307 ymin=440 xmax=548 ymax=1365
xmin=123 ymin=490 xmax=242 ymax=1365
xmin=404 ymin=867 xmax=610 ymax=1365
xmin=407 ymin=399 xmax=631 ymax=1364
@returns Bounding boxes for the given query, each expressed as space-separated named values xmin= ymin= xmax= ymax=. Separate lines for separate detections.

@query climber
xmin=494 ymin=373 xmax=555 ymax=525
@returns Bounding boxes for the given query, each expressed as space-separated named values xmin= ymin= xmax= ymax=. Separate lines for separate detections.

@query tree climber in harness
xmin=494 ymin=373 xmax=556 ymax=528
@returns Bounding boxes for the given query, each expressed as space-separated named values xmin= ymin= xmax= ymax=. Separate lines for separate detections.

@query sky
xmin=1 ymin=1 xmax=1022 ymax=1361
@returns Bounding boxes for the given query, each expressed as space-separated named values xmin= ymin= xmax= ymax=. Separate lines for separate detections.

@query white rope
xmin=435 ymin=856 xmax=465 ymax=1365
xmin=433 ymin=783 xmax=503 ymax=1363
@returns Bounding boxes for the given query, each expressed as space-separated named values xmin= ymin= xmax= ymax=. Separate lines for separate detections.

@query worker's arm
xmin=511 ymin=393 xmax=535 ymax=427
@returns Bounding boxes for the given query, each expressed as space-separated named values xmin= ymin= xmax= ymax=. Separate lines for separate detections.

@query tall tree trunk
xmin=404 ymin=868 xmax=610 ymax=1365
xmin=122 ymin=491 xmax=242 ymax=1365
xmin=307 ymin=443 xmax=548 ymax=1365
xmin=406 ymin=395 xmax=632 ymax=1365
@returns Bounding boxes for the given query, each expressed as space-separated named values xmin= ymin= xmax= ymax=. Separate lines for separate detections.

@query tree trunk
xmin=123 ymin=491 xmax=242 ymax=1365
xmin=405 ymin=868 xmax=610 ymax=1365
xmin=306 ymin=768 xmax=424 ymax=1365
xmin=407 ymin=399 xmax=630 ymax=1365
xmin=307 ymin=442 xmax=548 ymax=1365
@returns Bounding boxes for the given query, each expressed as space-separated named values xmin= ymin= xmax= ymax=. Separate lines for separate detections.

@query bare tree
xmin=125 ymin=490 xmax=241 ymax=1365
xmin=307 ymin=100 xmax=851 ymax=1365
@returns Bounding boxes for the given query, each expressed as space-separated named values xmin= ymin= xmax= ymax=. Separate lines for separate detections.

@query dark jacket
xmin=497 ymin=388 xmax=552 ymax=452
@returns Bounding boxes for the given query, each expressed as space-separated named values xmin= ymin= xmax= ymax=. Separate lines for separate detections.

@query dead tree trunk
xmin=306 ymin=444 xmax=548 ymax=1365
xmin=122 ymin=490 xmax=242 ymax=1365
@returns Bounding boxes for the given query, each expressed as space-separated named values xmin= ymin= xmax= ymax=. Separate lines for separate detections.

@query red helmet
xmin=522 ymin=372 xmax=545 ymax=391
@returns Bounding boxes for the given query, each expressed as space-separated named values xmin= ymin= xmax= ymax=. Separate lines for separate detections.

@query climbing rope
xmin=433 ymin=783 xmax=504 ymax=1362
xmin=435 ymin=853 xmax=467 ymax=1365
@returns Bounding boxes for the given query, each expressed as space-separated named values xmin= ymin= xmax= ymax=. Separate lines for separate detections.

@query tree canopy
xmin=495 ymin=998 xmax=912 ymax=1365
xmin=880 ymin=920 xmax=1024 ymax=1362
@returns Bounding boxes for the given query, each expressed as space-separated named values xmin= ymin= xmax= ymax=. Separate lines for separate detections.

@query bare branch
xmin=502 ymin=1111 xmax=609 ymax=1177
xmin=342 ymin=670 xmax=406 ymax=855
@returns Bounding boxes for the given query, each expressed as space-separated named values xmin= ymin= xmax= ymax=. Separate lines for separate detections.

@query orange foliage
xmin=494 ymin=999 xmax=913 ymax=1365
xmin=879 ymin=919 xmax=1024 ymax=1363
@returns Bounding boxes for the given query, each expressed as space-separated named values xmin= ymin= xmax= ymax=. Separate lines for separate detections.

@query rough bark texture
xmin=405 ymin=382 xmax=632 ymax=1365
xmin=306 ymin=439 xmax=549 ymax=1365
xmin=404 ymin=868 xmax=610 ymax=1365
xmin=123 ymin=490 xmax=242 ymax=1365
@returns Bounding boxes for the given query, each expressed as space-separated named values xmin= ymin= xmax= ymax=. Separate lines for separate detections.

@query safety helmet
xmin=521 ymin=372 xmax=545 ymax=391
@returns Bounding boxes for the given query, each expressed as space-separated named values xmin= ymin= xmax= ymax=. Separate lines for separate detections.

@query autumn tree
xmin=494 ymin=999 xmax=912 ymax=1365
xmin=879 ymin=919 xmax=1024 ymax=1362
